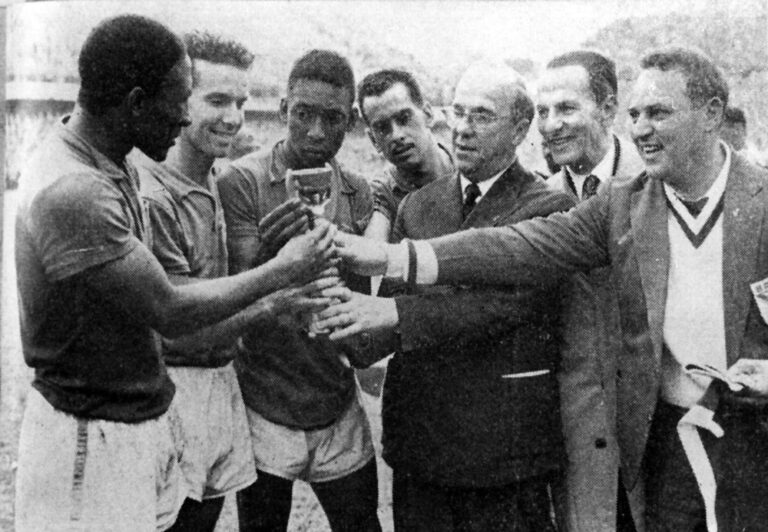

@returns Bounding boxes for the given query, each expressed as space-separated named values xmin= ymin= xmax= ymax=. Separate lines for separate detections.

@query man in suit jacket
xmin=325 ymin=48 xmax=768 ymax=532
xmin=536 ymin=50 xmax=644 ymax=532
xmin=327 ymin=62 xmax=574 ymax=531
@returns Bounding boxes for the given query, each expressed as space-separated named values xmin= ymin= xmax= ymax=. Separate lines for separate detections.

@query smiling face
xmin=628 ymin=68 xmax=711 ymax=186
xmin=282 ymin=79 xmax=354 ymax=169
xmin=535 ymin=65 xmax=614 ymax=173
xmin=362 ymin=82 xmax=434 ymax=172
xmin=181 ymin=59 xmax=249 ymax=158
xmin=134 ymin=55 xmax=193 ymax=162
xmin=451 ymin=67 xmax=525 ymax=183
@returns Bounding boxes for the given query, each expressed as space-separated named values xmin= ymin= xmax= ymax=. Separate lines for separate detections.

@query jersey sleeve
xmin=29 ymin=172 xmax=141 ymax=282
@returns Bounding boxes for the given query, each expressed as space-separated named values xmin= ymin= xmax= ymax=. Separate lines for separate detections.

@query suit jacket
xmin=550 ymin=136 xmax=645 ymax=532
xmin=381 ymin=160 xmax=575 ymax=487
xmin=429 ymin=153 xmax=768 ymax=529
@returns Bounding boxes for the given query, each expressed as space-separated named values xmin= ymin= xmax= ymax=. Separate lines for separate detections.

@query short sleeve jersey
xmin=133 ymin=152 xmax=233 ymax=367
xmin=15 ymin=122 xmax=174 ymax=422
xmin=371 ymin=142 xmax=455 ymax=223
xmin=217 ymin=140 xmax=373 ymax=429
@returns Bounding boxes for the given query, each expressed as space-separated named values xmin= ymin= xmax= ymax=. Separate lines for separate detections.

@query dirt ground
xmin=0 ymin=189 xmax=393 ymax=531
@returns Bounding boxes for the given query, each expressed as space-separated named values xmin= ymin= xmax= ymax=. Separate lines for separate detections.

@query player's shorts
xmin=168 ymin=363 xmax=257 ymax=500
xmin=14 ymin=388 xmax=188 ymax=532
xmin=245 ymin=389 xmax=375 ymax=483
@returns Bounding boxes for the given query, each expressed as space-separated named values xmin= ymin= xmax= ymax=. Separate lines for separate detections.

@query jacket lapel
xmin=722 ymin=155 xmax=764 ymax=365
xmin=630 ymin=175 xmax=669 ymax=360
xmin=462 ymin=163 xmax=522 ymax=229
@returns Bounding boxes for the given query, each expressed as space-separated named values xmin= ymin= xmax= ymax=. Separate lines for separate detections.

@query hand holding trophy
xmin=286 ymin=165 xmax=347 ymax=351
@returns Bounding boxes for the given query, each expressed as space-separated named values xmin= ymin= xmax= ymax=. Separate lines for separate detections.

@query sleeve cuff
xmin=383 ymin=240 xmax=437 ymax=285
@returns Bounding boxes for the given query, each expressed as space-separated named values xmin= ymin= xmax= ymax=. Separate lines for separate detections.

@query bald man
xmin=328 ymin=63 xmax=574 ymax=531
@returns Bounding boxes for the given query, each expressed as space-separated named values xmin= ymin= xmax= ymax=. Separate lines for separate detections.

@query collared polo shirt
xmin=371 ymin=142 xmax=454 ymax=223
xmin=217 ymin=140 xmax=373 ymax=429
xmin=15 ymin=121 xmax=175 ymax=422
xmin=134 ymin=151 xmax=232 ymax=367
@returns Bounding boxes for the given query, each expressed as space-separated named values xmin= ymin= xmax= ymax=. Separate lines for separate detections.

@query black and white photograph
xmin=1 ymin=1 xmax=767 ymax=530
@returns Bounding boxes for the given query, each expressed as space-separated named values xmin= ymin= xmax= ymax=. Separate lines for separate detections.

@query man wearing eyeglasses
xmin=216 ymin=50 xmax=381 ymax=531
xmin=319 ymin=62 xmax=574 ymax=531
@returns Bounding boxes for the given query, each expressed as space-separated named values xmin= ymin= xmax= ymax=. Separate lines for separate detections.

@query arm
xmin=363 ymin=211 xmax=393 ymax=242
xmin=79 ymin=222 xmax=335 ymax=339
xmin=336 ymin=185 xmax=611 ymax=286
xmin=161 ymin=273 xmax=338 ymax=366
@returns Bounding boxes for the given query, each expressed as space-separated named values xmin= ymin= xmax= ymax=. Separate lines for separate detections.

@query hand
xmin=263 ymin=275 xmax=342 ymax=316
xmin=274 ymin=219 xmax=338 ymax=284
xmin=334 ymin=232 xmax=390 ymax=276
xmin=256 ymin=198 xmax=311 ymax=262
xmin=314 ymin=292 xmax=399 ymax=340
xmin=727 ymin=359 xmax=768 ymax=397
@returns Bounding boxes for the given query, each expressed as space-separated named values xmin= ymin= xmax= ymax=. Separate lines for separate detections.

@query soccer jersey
xmin=15 ymin=121 xmax=174 ymax=422
xmin=217 ymin=140 xmax=373 ymax=429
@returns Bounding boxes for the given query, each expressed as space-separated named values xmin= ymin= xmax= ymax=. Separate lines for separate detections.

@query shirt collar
xmin=460 ymin=162 xmax=509 ymax=199
xmin=566 ymin=135 xmax=616 ymax=184
xmin=391 ymin=141 xmax=455 ymax=194
xmin=58 ymin=117 xmax=132 ymax=182
xmin=663 ymin=140 xmax=731 ymax=217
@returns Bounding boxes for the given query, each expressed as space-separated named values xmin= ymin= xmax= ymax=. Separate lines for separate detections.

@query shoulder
xmin=218 ymin=148 xmax=272 ymax=189
xmin=337 ymin=163 xmax=372 ymax=195
xmin=515 ymin=165 xmax=575 ymax=212
xmin=614 ymin=135 xmax=644 ymax=182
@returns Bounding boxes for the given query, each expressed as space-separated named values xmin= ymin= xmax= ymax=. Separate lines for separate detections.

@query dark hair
xmin=640 ymin=47 xmax=728 ymax=109
xmin=547 ymin=50 xmax=617 ymax=105
xmin=723 ymin=106 xmax=746 ymax=126
xmin=508 ymin=86 xmax=535 ymax=125
xmin=357 ymin=69 xmax=424 ymax=123
xmin=287 ymin=49 xmax=355 ymax=103
xmin=184 ymin=31 xmax=254 ymax=86
xmin=78 ymin=14 xmax=186 ymax=115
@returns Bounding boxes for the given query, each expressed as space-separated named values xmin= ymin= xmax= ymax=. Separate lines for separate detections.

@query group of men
xmin=12 ymin=11 xmax=768 ymax=532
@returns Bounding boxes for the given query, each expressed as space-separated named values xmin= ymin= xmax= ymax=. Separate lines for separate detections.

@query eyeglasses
xmin=447 ymin=107 xmax=511 ymax=130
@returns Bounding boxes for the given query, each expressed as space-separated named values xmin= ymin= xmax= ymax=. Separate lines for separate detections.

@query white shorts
xmin=168 ymin=363 xmax=257 ymax=500
xmin=246 ymin=390 xmax=375 ymax=483
xmin=14 ymin=389 xmax=187 ymax=532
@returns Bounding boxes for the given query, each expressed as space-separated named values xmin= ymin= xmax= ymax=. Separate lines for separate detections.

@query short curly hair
xmin=640 ymin=47 xmax=728 ymax=109
xmin=287 ymin=50 xmax=355 ymax=103
xmin=184 ymin=31 xmax=254 ymax=86
xmin=78 ymin=14 xmax=185 ymax=115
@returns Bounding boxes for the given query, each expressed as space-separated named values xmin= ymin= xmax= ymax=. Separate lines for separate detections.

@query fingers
xmin=318 ymin=285 xmax=353 ymax=302
xmin=328 ymin=323 xmax=363 ymax=341
xmin=305 ymin=276 xmax=342 ymax=293
xmin=260 ymin=202 xmax=310 ymax=249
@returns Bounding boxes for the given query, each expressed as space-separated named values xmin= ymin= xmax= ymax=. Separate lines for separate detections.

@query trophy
xmin=286 ymin=165 xmax=346 ymax=353
xmin=286 ymin=164 xmax=336 ymax=228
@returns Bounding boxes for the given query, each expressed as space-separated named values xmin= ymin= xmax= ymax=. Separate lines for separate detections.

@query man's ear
xmin=704 ymin=96 xmax=725 ymax=132
xmin=126 ymin=86 xmax=147 ymax=117
xmin=347 ymin=106 xmax=359 ymax=132
xmin=279 ymin=97 xmax=288 ymax=124
xmin=366 ymin=128 xmax=382 ymax=153
xmin=422 ymin=101 xmax=435 ymax=128
xmin=600 ymin=94 xmax=618 ymax=126
xmin=511 ymin=118 xmax=531 ymax=146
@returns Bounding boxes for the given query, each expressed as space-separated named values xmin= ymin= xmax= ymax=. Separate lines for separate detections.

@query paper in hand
xmin=685 ymin=363 xmax=744 ymax=392
xmin=750 ymin=278 xmax=768 ymax=325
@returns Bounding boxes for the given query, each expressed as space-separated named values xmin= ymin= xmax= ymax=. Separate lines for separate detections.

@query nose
xmin=540 ymin=112 xmax=562 ymax=136
xmin=222 ymin=103 xmax=242 ymax=128
xmin=307 ymin=115 xmax=325 ymax=140
xmin=179 ymin=101 xmax=192 ymax=128
xmin=631 ymin=112 xmax=652 ymax=140
xmin=390 ymin=120 xmax=406 ymax=141
xmin=453 ymin=115 xmax=474 ymax=138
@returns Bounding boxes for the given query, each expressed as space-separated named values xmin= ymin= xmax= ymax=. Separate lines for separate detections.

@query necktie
xmin=678 ymin=196 xmax=708 ymax=217
xmin=582 ymin=174 xmax=600 ymax=199
xmin=462 ymin=182 xmax=481 ymax=220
